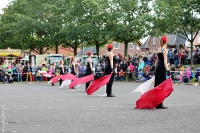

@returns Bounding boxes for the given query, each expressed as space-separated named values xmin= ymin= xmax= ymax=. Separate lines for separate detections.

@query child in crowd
xmin=119 ymin=69 xmax=125 ymax=81
xmin=3 ymin=75 xmax=8 ymax=84
xmin=9 ymin=75 xmax=13 ymax=83
xmin=145 ymin=64 xmax=150 ymax=73
xmin=138 ymin=69 xmax=144 ymax=82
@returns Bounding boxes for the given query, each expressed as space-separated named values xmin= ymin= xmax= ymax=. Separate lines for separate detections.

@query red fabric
xmin=86 ymin=74 xmax=112 ymax=95
xmin=59 ymin=74 xmax=76 ymax=80
xmin=40 ymin=72 xmax=55 ymax=77
xmin=51 ymin=75 xmax=60 ymax=84
xmin=135 ymin=78 xmax=173 ymax=109
xmin=69 ymin=74 xmax=94 ymax=89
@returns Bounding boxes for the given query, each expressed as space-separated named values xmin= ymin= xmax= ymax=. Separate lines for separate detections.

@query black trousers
xmin=86 ymin=82 xmax=90 ymax=91
xmin=59 ymin=79 xmax=62 ymax=86
xmin=106 ymin=72 xmax=115 ymax=95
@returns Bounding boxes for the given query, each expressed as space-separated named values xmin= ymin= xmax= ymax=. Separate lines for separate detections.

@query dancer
xmin=59 ymin=60 xmax=64 ymax=86
xmin=154 ymin=36 xmax=170 ymax=109
xmin=70 ymin=57 xmax=76 ymax=76
xmin=105 ymin=44 xmax=116 ymax=97
xmin=85 ymin=52 xmax=93 ymax=91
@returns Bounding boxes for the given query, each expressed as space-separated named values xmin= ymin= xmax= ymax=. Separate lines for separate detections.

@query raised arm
xmin=109 ymin=53 xmax=114 ymax=70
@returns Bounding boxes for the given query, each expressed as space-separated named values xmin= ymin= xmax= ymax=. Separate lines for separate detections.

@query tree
xmin=81 ymin=0 xmax=111 ymax=57
xmin=109 ymin=0 xmax=152 ymax=57
xmin=0 ymin=0 xmax=68 ymax=54
xmin=153 ymin=0 xmax=200 ymax=65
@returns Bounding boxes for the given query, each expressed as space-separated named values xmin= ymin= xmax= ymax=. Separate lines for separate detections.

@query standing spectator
xmin=16 ymin=64 xmax=23 ymax=82
xmin=128 ymin=62 xmax=134 ymax=80
xmin=95 ymin=63 xmax=102 ymax=78
xmin=41 ymin=64 xmax=48 ymax=81
xmin=146 ymin=56 xmax=151 ymax=66
xmin=12 ymin=64 xmax=17 ymax=81
xmin=178 ymin=50 xmax=183 ymax=65
xmin=32 ymin=65 xmax=36 ymax=81
xmin=0 ymin=67 xmax=4 ymax=82
xmin=138 ymin=56 xmax=145 ymax=71
xmin=26 ymin=63 xmax=32 ymax=82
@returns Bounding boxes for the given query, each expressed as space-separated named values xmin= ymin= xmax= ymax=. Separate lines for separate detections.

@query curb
xmin=185 ymin=83 xmax=200 ymax=86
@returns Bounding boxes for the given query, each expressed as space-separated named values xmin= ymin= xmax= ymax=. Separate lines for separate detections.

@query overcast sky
xmin=0 ymin=0 xmax=10 ymax=14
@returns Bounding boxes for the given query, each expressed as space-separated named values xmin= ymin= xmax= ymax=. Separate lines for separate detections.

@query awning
xmin=0 ymin=50 xmax=21 ymax=57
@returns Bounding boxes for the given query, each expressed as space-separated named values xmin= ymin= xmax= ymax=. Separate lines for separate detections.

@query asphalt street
xmin=0 ymin=82 xmax=200 ymax=133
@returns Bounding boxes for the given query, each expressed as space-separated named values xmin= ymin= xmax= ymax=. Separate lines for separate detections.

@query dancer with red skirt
xmin=104 ymin=44 xmax=116 ymax=97
xmin=154 ymin=36 xmax=171 ymax=109
xmin=85 ymin=52 xmax=93 ymax=91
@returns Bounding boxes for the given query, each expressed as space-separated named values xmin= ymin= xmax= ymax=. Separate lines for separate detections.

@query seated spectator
xmin=179 ymin=64 xmax=184 ymax=71
xmin=35 ymin=71 xmax=43 ymax=81
xmin=170 ymin=64 xmax=176 ymax=81
xmin=195 ymin=67 xmax=200 ymax=82
xmin=141 ymin=71 xmax=151 ymax=82
xmin=145 ymin=64 xmax=150 ymax=73
xmin=138 ymin=69 xmax=144 ymax=82
xmin=3 ymin=75 xmax=8 ymax=84
xmin=9 ymin=75 xmax=13 ymax=83
xmin=119 ymin=69 xmax=125 ymax=81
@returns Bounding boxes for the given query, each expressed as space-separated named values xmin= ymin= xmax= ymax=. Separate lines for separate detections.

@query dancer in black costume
xmin=70 ymin=57 xmax=76 ymax=76
xmin=59 ymin=60 xmax=64 ymax=86
xmin=154 ymin=36 xmax=170 ymax=109
xmin=105 ymin=44 xmax=116 ymax=97
xmin=85 ymin=52 xmax=93 ymax=91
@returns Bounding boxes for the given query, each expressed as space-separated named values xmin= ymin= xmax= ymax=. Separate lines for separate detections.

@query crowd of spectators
xmin=1 ymin=47 xmax=200 ymax=84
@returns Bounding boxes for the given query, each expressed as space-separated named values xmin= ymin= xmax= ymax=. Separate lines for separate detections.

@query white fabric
xmin=47 ymin=81 xmax=52 ymax=84
xmin=59 ymin=80 xmax=71 ymax=89
xmin=132 ymin=76 xmax=155 ymax=94
xmin=96 ymin=85 xmax=107 ymax=97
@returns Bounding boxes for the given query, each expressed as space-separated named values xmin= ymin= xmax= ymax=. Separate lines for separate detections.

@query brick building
xmin=77 ymin=41 xmax=143 ymax=56
xmin=140 ymin=34 xmax=187 ymax=51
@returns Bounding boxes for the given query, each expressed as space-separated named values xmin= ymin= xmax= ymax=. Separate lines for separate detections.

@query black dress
xmin=154 ymin=48 xmax=166 ymax=107
xmin=71 ymin=64 xmax=76 ymax=75
xmin=59 ymin=66 xmax=64 ymax=85
xmin=105 ymin=56 xmax=117 ymax=95
xmin=85 ymin=62 xmax=93 ymax=90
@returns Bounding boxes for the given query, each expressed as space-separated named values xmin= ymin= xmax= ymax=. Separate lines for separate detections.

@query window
xmin=129 ymin=43 xmax=134 ymax=49
xmin=153 ymin=37 xmax=156 ymax=45
xmin=137 ymin=46 xmax=141 ymax=50
xmin=114 ymin=42 xmax=119 ymax=49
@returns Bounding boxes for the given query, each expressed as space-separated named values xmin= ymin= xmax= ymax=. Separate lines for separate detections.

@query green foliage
xmin=0 ymin=0 xmax=152 ymax=56
xmin=109 ymin=0 xmax=152 ymax=56
xmin=152 ymin=0 xmax=200 ymax=65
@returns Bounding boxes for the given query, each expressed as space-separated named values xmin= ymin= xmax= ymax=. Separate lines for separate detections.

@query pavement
xmin=0 ymin=82 xmax=200 ymax=133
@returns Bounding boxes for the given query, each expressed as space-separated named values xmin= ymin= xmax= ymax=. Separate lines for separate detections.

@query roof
xmin=26 ymin=46 xmax=79 ymax=57
xmin=140 ymin=36 xmax=150 ymax=49
xmin=167 ymin=34 xmax=187 ymax=46
xmin=0 ymin=49 xmax=21 ymax=57
xmin=140 ymin=34 xmax=187 ymax=49
xmin=77 ymin=46 xmax=104 ymax=55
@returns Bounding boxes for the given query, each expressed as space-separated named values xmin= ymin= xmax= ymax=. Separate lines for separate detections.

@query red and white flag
xmin=86 ymin=74 xmax=112 ymax=95
xmin=135 ymin=78 xmax=174 ymax=109
xmin=69 ymin=74 xmax=94 ymax=89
